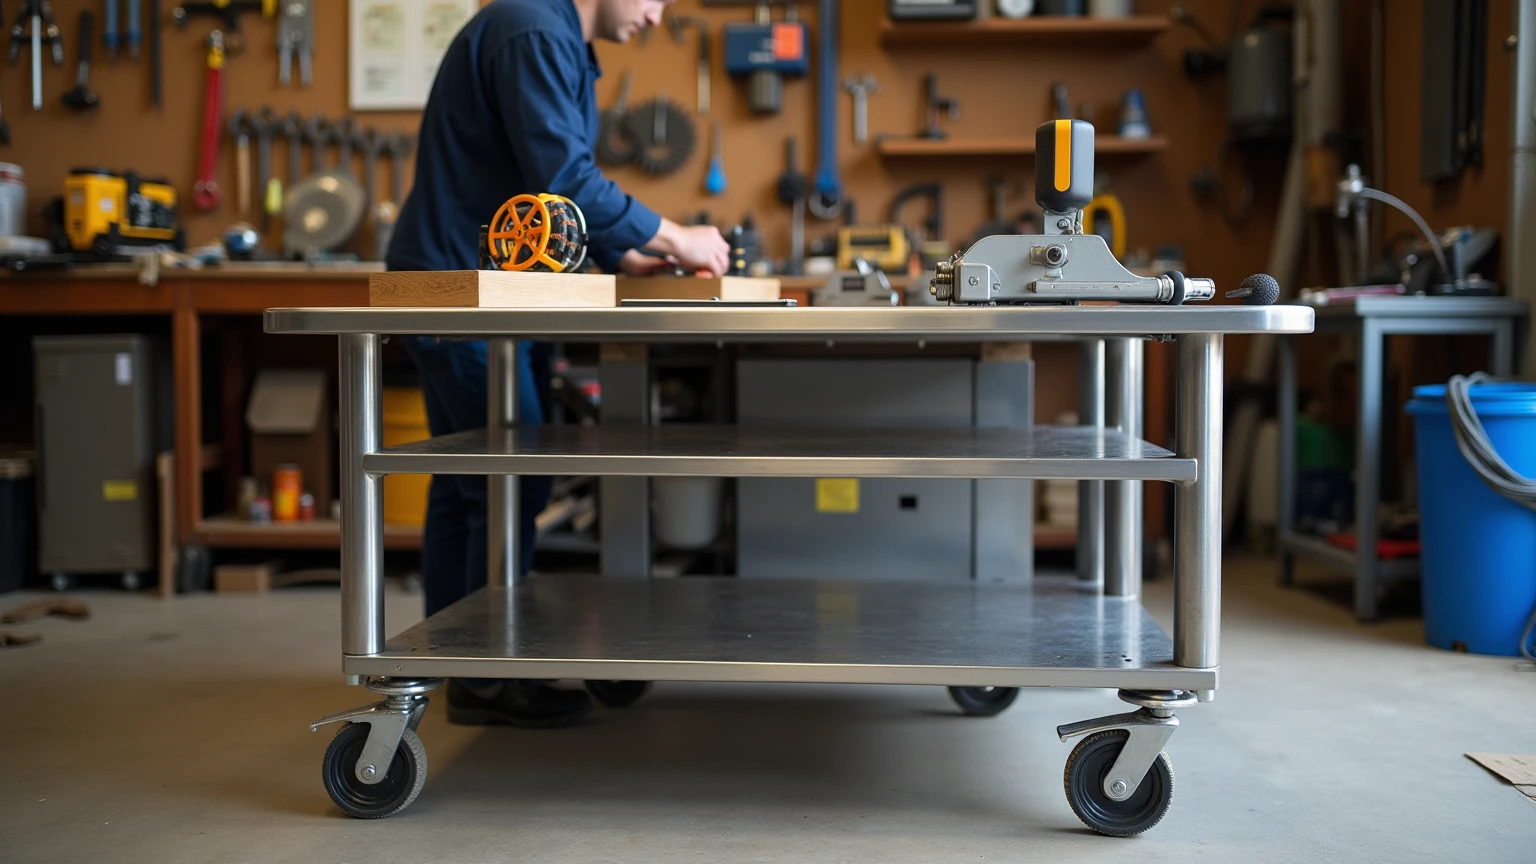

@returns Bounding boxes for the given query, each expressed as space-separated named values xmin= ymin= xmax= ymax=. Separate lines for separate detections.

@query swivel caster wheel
xmin=121 ymin=571 xmax=142 ymax=591
xmin=49 ymin=573 xmax=72 ymax=592
xmin=585 ymin=680 xmax=652 ymax=708
xmin=1063 ymin=730 xmax=1173 ymax=837
xmin=321 ymin=722 xmax=428 ymax=819
xmin=948 ymin=686 xmax=1019 ymax=717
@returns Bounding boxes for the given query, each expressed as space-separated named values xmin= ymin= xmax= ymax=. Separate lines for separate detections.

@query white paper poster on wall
xmin=349 ymin=0 xmax=478 ymax=111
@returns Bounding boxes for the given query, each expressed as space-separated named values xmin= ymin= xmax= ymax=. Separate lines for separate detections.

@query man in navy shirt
xmin=388 ymin=0 xmax=728 ymax=728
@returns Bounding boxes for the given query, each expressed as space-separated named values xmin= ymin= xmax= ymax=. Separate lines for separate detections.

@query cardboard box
xmin=213 ymin=560 xmax=280 ymax=593
xmin=246 ymin=369 xmax=331 ymax=514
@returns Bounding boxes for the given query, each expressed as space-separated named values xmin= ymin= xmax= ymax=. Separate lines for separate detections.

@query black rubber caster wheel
xmin=321 ymin=722 xmax=428 ymax=819
xmin=50 ymin=573 xmax=72 ymax=592
xmin=1063 ymin=730 xmax=1173 ymax=837
xmin=947 ymin=686 xmax=1019 ymax=717
xmin=121 ymin=571 xmax=142 ymax=591
xmin=585 ymin=680 xmax=652 ymax=708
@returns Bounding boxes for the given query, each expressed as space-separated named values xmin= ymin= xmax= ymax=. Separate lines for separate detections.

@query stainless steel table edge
xmin=267 ymin=304 xmax=1317 ymax=339
xmin=340 ymin=655 xmax=1218 ymax=691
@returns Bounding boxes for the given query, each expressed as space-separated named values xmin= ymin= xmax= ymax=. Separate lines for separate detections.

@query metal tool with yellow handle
xmin=483 ymin=193 xmax=588 ymax=273
xmin=933 ymin=120 xmax=1245 ymax=306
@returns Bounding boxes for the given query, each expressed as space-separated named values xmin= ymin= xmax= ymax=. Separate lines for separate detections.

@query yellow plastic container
xmin=382 ymin=387 xmax=432 ymax=526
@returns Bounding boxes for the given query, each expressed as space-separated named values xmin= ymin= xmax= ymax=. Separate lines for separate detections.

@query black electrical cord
xmin=1445 ymin=373 xmax=1536 ymax=659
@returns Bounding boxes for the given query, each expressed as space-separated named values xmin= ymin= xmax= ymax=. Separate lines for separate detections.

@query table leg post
xmin=1492 ymin=319 xmax=1516 ymax=376
xmin=173 ymin=298 xmax=200 ymax=544
xmin=1078 ymin=338 xmax=1106 ymax=585
xmin=487 ymin=338 xmax=520 ymax=588
xmin=1105 ymin=338 xmax=1143 ymax=598
xmin=1355 ymin=321 xmax=1383 ymax=621
xmin=339 ymin=334 xmax=384 ymax=658
xmin=1277 ymin=334 xmax=1297 ymax=586
xmin=1175 ymin=333 xmax=1222 ymax=670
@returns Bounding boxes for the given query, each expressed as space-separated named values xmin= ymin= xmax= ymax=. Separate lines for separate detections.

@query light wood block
xmin=369 ymin=270 xmax=617 ymax=308
xmin=615 ymin=276 xmax=781 ymax=302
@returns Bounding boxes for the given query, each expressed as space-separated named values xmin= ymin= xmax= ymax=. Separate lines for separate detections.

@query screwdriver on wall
xmin=125 ymin=0 xmax=141 ymax=59
xmin=704 ymin=120 xmax=725 ymax=196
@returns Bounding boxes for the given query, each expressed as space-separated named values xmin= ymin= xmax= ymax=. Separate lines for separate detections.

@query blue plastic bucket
xmin=1406 ymin=382 xmax=1536 ymax=655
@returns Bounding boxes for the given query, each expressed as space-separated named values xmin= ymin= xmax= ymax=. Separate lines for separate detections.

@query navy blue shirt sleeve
xmin=485 ymin=32 xmax=660 ymax=271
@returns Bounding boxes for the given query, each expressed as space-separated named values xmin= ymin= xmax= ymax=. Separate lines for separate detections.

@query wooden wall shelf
xmin=879 ymin=15 xmax=1170 ymax=48
xmin=875 ymin=135 xmax=1169 ymax=158
xmin=194 ymin=515 xmax=423 ymax=551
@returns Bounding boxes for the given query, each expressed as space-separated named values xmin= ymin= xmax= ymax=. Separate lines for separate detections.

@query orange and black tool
xmin=485 ymin=193 xmax=588 ymax=273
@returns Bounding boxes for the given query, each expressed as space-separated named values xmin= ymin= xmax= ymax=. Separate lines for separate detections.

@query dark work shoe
xmin=445 ymin=679 xmax=593 ymax=729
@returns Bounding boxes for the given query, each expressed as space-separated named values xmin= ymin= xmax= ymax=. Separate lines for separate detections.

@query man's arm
xmin=488 ymin=32 xmax=657 ymax=270
xmin=487 ymin=34 xmax=727 ymax=274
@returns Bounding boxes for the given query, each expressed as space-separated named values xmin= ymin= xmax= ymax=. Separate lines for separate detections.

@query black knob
xmin=1227 ymin=273 xmax=1281 ymax=306
xmin=1035 ymin=120 xmax=1095 ymax=214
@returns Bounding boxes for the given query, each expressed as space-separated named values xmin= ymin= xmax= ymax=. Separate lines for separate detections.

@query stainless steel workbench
xmin=1276 ymin=295 xmax=1528 ymax=620
xmin=266 ymin=303 xmax=1314 ymax=833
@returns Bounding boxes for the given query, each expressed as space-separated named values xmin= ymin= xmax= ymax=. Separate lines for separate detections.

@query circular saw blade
xmin=283 ymin=170 xmax=366 ymax=257
xmin=622 ymin=98 xmax=696 ymax=176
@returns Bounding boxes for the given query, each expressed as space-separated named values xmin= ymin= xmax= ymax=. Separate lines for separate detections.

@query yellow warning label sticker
xmin=815 ymin=478 xmax=859 ymax=513
xmin=103 ymin=480 xmax=138 ymax=502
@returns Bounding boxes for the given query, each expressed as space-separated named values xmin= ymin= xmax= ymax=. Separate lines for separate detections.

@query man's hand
xmin=647 ymin=218 xmax=731 ymax=277
xmin=617 ymin=249 xmax=676 ymax=277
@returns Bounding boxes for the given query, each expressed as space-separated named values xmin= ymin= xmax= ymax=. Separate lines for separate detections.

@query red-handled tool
xmin=192 ymin=30 xmax=226 ymax=212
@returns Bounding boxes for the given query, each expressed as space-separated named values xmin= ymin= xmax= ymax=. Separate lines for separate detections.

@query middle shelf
xmin=364 ymin=425 xmax=1195 ymax=481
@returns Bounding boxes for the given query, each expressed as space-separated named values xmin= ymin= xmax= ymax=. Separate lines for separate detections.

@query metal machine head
xmin=933 ymin=120 xmax=1241 ymax=307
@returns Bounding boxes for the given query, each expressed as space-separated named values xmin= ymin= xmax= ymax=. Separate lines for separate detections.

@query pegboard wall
xmin=3 ymin=0 xmax=1288 ymax=290
xmin=3 ymin=0 xmax=422 ymax=253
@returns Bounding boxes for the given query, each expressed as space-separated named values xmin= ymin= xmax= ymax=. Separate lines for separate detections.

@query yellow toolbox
xmin=60 ymin=169 xmax=184 ymax=256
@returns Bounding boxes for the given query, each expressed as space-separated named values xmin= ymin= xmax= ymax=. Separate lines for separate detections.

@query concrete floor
xmin=2 ymin=555 xmax=1532 ymax=863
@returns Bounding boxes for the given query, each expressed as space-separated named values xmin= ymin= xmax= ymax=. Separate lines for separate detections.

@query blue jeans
xmin=402 ymin=337 xmax=553 ymax=617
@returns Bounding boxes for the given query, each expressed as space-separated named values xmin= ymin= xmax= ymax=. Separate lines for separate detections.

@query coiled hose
xmin=1445 ymin=374 xmax=1536 ymax=659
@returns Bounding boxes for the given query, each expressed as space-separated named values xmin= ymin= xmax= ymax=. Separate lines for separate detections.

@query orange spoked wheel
xmin=487 ymin=194 xmax=552 ymax=272
xmin=486 ymin=193 xmax=589 ymax=273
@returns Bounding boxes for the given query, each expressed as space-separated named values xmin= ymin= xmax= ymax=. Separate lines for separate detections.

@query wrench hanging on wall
xmin=808 ymin=0 xmax=843 ymax=219
xmin=192 ymin=30 xmax=225 ymax=211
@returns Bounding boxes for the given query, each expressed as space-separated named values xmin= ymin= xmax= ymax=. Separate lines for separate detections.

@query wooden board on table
xmin=616 ymin=276 xmax=781 ymax=302
xmin=369 ymin=271 xmax=617 ymax=308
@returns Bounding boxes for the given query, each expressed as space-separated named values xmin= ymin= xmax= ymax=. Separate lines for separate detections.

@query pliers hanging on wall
xmin=8 ymin=1 xmax=63 ymax=64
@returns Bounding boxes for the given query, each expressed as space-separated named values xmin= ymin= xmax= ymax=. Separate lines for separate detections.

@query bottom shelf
xmin=1280 ymin=530 xmax=1420 ymax=580
xmin=347 ymin=575 xmax=1214 ymax=691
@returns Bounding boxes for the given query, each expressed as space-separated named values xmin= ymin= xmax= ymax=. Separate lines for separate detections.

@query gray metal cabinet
xmin=736 ymin=359 xmax=1029 ymax=581
xmin=33 ymin=335 xmax=159 ymax=579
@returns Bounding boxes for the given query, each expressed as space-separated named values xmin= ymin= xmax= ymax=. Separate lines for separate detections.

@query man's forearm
xmin=642 ymin=218 xmax=686 ymax=258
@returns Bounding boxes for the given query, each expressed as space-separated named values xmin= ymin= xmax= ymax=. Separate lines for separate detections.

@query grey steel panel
xmin=265 ymin=305 xmax=1316 ymax=338
xmin=345 ymin=576 xmax=1216 ymax=691
xmin=737 ymin=359 xmax=976 ymax=582
xmin=598 ymin=353 xmax=651 ymax=577
xmin=739 ymin=478 xmax=973 ymax=580
xmin=1279 ymin=530 xmax=1421 ymax=581
xmin=363 ymin=425 xmax=1197 ymax=482
xmin=974 ymin=358 xmax=1035 ymax=583
xmin=737 ymin=359 xmax=975 ymax=426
